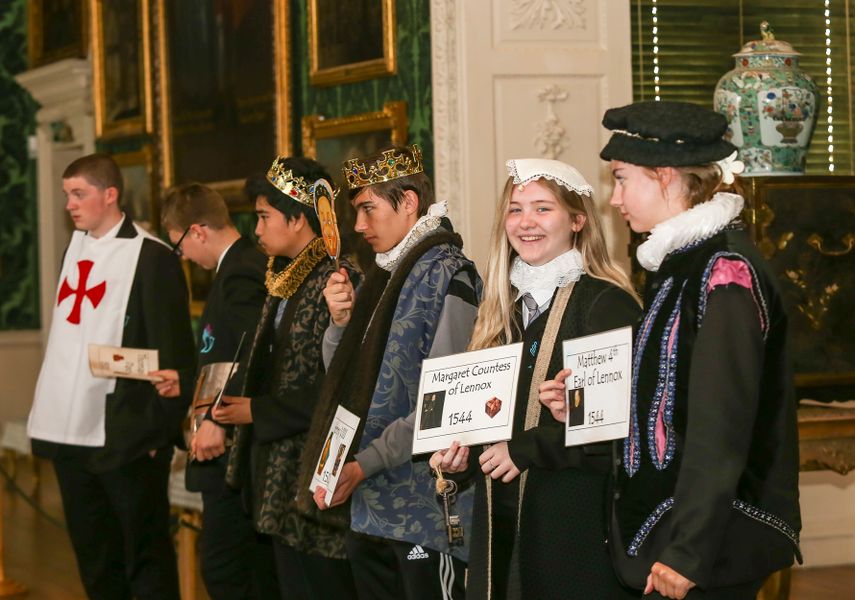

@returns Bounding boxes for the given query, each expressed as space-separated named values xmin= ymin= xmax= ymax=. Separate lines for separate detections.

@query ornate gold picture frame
xmin=302 ymin=100 xmax=408 ymax=165
xmin=90 ymin=0 xmax=153 ymax=140
xmin=308 ymin=0 xmax=396 ymax=87
xmin=28 ymin=0 xmax=88 ymax=68
xmin=156 ymin=0 xmax=292 ymax=206
xmin=302 ymin=101 xmax=408 ymax=269
xmin=113 ymin=146 xmax=157 ymax=234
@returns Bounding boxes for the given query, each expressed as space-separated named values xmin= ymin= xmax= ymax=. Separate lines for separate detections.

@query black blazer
xmin=33 ymin=217 xmax=196 ymax=472
xmin=185 ymin=236 xmax=267 ymax=492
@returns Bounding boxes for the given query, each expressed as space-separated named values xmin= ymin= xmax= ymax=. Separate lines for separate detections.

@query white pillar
xmin=16 ymin=59 xmax=95 ymax=345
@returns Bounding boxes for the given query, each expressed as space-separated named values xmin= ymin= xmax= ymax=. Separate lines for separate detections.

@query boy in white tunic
xmin=28 ymin=154 xmax=195 ymax=600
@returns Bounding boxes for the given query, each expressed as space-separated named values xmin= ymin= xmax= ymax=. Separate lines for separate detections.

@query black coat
xmin=467 ymin=275 xmax=641 ymax=600
xmin=614 ymin=226 xmax=801 ymax=590
xmin=185 ymin=237 xmax=267 ymax=492
xmin=33 ymin=217 xmax=196 ymax=472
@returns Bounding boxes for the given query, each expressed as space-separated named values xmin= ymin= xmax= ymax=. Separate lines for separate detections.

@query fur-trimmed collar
xmin=637 ymin=192 xmax=744 ymax=272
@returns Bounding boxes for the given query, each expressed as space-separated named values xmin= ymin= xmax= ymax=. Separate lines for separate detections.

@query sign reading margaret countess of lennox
xmin=562 ymin=326 xmax=632 ymax=447
xmin=411 ymin=343 xmax=523 ymax=455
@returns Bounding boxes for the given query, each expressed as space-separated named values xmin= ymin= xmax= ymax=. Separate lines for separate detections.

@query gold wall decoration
xmin=308 ymin=0 xmax=396 ymax=87
xmin=302 ymin=100 xmax=408 ymax=166
xmin=113 ymin=146 xmax=158 ymax=234
xmin=156 ymin=0 xmax=292 ymax=206
xmin=90 ymin=0 xmax=153 ymax=140
xmin=28 ymin=0 xmax=88 ymax=67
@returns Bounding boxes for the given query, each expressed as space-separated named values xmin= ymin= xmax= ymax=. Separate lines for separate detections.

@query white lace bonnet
xmin=506 ymin=158 xmax=594 ymax=197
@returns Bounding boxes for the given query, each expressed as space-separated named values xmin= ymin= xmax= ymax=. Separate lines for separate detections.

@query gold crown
xmin=343 ymin=144 xmax=424 ymax=190
xmin=266 ymin=157 xmax=314 ymax=207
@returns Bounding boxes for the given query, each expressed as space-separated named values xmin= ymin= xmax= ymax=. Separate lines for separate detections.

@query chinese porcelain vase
xmin=714 ymin=22 xmax=819 ymax=175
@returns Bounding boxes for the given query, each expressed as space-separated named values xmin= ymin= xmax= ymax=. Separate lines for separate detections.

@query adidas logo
xmin=407 ymin=545 xmax=430 ymax=560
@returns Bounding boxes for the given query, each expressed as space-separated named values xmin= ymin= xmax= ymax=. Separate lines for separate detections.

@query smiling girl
xmin=432 ymin=159 xmax=640 ymax=599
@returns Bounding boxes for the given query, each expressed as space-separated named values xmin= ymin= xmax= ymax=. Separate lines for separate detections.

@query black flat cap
xmin=599 ymin=101 xmax=736 ymax=167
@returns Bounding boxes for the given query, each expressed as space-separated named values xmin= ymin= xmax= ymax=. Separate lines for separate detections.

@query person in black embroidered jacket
xmin=543 ymin=101 xmax=800 ymax=600
xmin=432 ymin=158 xmax=640 ymax=600
xmin=217 ymin=158 xmax=360 ymax=599
xmin=152 ymin=183 xmax=273 ymax=599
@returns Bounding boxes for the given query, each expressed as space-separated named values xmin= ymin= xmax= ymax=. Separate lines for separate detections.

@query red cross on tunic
xmin=57 ymin=260 xmax=107 ymax=325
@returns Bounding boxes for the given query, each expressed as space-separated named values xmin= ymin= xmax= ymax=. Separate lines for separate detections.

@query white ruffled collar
xmin=375 ymin=200 xmax=448 ymax=272
xmin=510 ymin=248 xmax=585 ymax=301
xmin=637 ymin=192 xmax=744 ymax=272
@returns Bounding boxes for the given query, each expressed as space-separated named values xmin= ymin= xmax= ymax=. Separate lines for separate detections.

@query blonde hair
xmin=468 ymin=177 xmax=640 ymax=350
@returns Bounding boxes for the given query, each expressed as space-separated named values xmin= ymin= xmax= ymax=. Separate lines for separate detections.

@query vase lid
xmin=733 ymin=21 xmax=800 ymax=57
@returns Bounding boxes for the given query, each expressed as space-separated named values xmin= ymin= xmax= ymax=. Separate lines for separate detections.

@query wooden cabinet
xmin=742 ymin=176 xmax=855 ymax=402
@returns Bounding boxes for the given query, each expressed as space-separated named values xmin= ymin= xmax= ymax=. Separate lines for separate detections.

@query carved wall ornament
xmin=534 ymin=84 xmax=569 ymax=159
xmin=510 ymin=0 xmax=587 ymax=31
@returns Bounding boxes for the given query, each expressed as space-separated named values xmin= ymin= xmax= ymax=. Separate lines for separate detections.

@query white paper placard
xmin=411 ymin=343 xmax=523 ymax=455
xmin=562 ymin=326 xmax=632 ymax=446
xmin=309 ymin=405 xmax=360 ymax=507
xmin=88 ymin=344 xmax=162 ymax=382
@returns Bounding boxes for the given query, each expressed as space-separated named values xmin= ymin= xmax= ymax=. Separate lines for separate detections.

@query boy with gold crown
xmin=215 ymin=157 xmax=359 ymax=598
xmin=298 ymin=144 xmax=481 ymax=599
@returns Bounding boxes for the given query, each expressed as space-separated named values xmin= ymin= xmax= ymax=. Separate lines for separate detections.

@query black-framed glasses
xmin=171 ymin=225 xmax=192 ymax=257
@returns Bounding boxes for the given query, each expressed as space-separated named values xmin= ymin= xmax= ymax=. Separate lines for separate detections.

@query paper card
xmin=562 ymin=326 xmax=632 ymax=447
xmin=189 ymin=362 xmax=237 ymax=433
xmin=411 ymin=343 xmax=523 ymax=455
xmin=88 ymin=344 xmax=162 ymax=382
xmin=310 ymin=405 xmax=360 ymax=507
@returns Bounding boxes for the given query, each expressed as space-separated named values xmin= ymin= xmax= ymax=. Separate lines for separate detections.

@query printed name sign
xmin=562 ymin=326 xmax=632 ymax=446
xmin=310 ymin=405 xmax=360 ymax=507
xmin=412 ymin=343 xmax=523 ymax=455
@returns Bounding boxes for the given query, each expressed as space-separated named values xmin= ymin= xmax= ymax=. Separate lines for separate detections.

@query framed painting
xmin=90 ymin=0 xmax=153 ymax=139
xmin=156 ymin=0 xmax=292 ymax=207
xmin=183 ymin=261 xmax=214 ymax=318
xmin=28 ymin=0 xmax=88 ymax=67
xmin=302 ymin=101 xmax=408 ymax=269
xmin=302 ymin=100 xmax=407 ymax=191
xmin=114 ymin=147 xmax=157 ymax=234
xmin=308 ymin=0 xmax=396 ymax=86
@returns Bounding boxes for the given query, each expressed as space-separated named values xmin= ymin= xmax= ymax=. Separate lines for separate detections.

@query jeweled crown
xmin=267 ymin=157 xmax=314 ymax=207
xmin=343 ymin=144 xmax=424 ymax=190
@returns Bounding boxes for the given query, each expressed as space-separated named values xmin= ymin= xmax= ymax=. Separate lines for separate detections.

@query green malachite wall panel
xmin=0 ymin=0 xmax=39 ymax=330
xmin=292 ymin=0 xmax=434 ymax=177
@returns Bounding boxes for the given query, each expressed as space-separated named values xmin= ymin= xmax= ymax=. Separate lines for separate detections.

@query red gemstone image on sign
xmin=57 ymin=260 xmax=107 ymax=325
xmin=485 ymin=397 xmax=502 ymax=418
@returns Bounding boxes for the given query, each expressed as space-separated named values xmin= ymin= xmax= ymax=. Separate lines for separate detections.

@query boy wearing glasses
xmin=152 ymin=183 xmax=270 ymax=599
xmin=28 ymin=153 xmax=195 ymax=600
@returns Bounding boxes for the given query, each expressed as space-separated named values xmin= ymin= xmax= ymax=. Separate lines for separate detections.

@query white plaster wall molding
xmin=16 ymin=58 xmax=96 ymax=345
xmin=534 ymin=84 xmax=570 ymax=159
xmin=16 ymin=59 xmax=92 ymax=125
xmin=510 ymin=0 xmax=587 ymax=31
xmin=436 ymin=0 xmax=629 ymax=268
xmin=430 ymin=0 xmax=464 ymax=229
xmin=0 ymin=331 xmax=42 ymax=422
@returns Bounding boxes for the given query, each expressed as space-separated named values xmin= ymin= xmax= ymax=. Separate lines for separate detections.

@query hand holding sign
xmin=538 ymin=368 xmax=573 ymax=423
